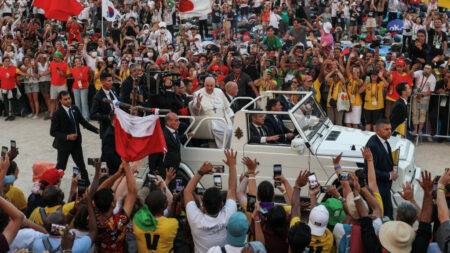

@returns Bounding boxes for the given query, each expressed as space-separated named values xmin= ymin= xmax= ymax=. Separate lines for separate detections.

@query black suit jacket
xmin=148 ymin=126 xmax=187 ymax=172
xmin=390 ymin=98 xmax=408 ymax=132
xmin=249 ymin=124 xmax=275 ymax=144
xmin=90 ymin=89 xmax=116 ymax=138
xmin=365 ymin=134 xmax=393 ymax=186
xmin=50 ymin=106 xmax=98 ymax=152
xmin=264 ymin=114 xmax=290 ymax=143
xmin=120 ymin=76 xmax=148 ymax=105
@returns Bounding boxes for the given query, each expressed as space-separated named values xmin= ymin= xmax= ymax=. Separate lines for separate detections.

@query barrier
xmin=407 ymin=93 xmax=450 ymax=143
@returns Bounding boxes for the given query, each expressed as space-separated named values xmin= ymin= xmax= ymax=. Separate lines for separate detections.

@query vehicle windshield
xmin=290 ymin=95 xmax=330 ymax=141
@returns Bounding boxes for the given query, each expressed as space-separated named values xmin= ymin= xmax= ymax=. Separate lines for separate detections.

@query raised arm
xmin=123 ymin=161 xmax=137 ymax=217
xmin=97 ymin=163 xmax=124 ymax=191
xmin=85 ymin=192 xmax=97 ymax=242
xmin=437 ymin=169 xmax=450 ymax=223
xmin=184 ymin=162 xmax=213 ymax=206
xmin=0 ymin=154 xmax=10 ymax=195
xmin=224 ymin=149 xmax=237 ymax=200
xmin=0 ymin=196 xmax=25 ymax=244
xmin=362 ymin=148 xmax=379 ymax=194
xmin=291 ymin=170 xmax=309 ymax=218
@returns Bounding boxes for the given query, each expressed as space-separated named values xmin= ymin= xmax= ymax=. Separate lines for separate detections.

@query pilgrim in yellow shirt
xmin=363 ymin=82 xmax=384 ymax=110
xmin=133 ymin=216 xmax=179 ymax=253
xmin=29 ymin=202 xmax=75 ymax=225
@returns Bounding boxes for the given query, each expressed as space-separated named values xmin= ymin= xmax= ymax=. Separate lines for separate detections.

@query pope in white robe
xmin=193 ymin=77 xmax=233 ymax=148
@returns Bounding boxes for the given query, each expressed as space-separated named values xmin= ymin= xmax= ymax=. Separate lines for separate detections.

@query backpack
xmin=338 ymin=224 xmax=352 ymax=253
xmin=42 ymin=237 xmax=62 ymax=253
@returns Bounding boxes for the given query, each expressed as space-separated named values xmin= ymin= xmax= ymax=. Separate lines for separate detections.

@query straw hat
xmin=379 ymin=221 xmax=415 ymax=253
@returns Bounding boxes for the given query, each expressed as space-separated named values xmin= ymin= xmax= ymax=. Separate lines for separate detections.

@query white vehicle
xmin=141 ymin=91 xmax=422 ymax=205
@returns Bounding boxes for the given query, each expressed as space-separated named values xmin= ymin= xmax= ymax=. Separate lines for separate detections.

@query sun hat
xmin=379 ymin=221 xmax=415 ymax=253
xmin=40 ymin=168 xmax=64 ymax=186
xmin=226 ymin=212 xmax=249 ymax=247
xmin=436 ymin=220 xmax=450 ymax=253
xmin=323 ymin=198 xmax=345 ymax=226
xmin=308 ymin=205 xmax=329 ymax=236
xmin=323 ymin=22 xmax=332 ymax=33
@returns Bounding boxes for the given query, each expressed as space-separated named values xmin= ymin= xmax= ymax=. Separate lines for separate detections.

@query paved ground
xmin=2 ymin=117 xmax=450 ymax=196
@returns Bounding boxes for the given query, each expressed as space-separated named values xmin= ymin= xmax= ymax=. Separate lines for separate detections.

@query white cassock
xmin=194 ymin=88 xmax=234 ymax=148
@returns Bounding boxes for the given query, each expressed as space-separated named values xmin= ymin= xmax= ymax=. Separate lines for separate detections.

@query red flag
xmin=114 ymin=107 xmax=166 ymax=162
xmin=33 ymin=0 xmax=83 ymax=21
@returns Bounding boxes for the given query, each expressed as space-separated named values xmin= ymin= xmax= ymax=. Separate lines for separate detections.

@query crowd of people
xmin=0 ymin=0 xmax=450 ymax=252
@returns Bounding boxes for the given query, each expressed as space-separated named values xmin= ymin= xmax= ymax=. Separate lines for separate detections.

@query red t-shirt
xmin=0 ymin=66 xmax=17 ymax=90
xmin=386 ymin=71 xmax=413 ymax=101
xmin=49 ymin=61 xmax=68 ymax=86
xmin=71 ymin=66 xmax=89 ymax=89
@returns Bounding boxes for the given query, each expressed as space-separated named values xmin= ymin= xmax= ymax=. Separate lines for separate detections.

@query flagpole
xmin=101 ymin=0 xmax=104 ymax=38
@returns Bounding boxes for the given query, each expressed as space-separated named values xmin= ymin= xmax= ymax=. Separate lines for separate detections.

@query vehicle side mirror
xmin=291 ymin=137 xmax=306 ymax=155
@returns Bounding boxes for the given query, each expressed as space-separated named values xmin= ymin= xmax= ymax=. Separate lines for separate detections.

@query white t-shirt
xmin=207 ymin=245 xmax=243 ymax=253
xmin=9 ymin=228 xmax=45 ymax=252
xmin=413 ymin=71 xmax=436 ymax=93
xmin=186 ymin=199 xmax=237 ymax=253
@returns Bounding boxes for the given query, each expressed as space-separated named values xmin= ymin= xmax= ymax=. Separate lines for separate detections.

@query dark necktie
xmin=68 ymin=108 xmax=77 ymax=134
xmin=257 ymin=127 xmax=265 ymax=137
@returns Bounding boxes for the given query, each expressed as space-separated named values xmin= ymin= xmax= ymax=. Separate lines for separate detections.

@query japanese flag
xmin=179 ymin=0 xmax=212 ymax=19
xmin=114 ymin=107 xmax=166 ymax=162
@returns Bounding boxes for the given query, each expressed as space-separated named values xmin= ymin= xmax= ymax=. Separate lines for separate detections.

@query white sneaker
xmin=32 ymin=115 xmax=39 ymax=119
xmin=27 ymin=114 xmax=34 ymax=118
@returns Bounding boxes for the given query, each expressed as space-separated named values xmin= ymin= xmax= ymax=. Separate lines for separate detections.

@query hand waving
xmin=361 ymin=147 xmax=373 ymax=161
xmin=242 ymin=157 xmax=257 ymax=175
xmin=295 ymin=170 xmax=309 ymax=188
xmin=165 ymin=167 xmax=177 ymax=183
xmin=198 ymin=162 xmax=213 ymax=176
xmin=417 ymin=170 xmax=432 ymax=193
xmin=400 ymin=182 xmax=414 ymax=202
xmin=223 ymin=149 xmax=237 ymax=168
xmin=332 ymin=152 xmax=343 ymax=165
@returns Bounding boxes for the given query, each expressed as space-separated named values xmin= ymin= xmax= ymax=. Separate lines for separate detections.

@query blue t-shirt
xmin=32 ymin=235 xmax=92 ymax=253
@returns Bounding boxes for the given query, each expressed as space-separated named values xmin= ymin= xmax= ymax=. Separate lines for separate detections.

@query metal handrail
xmin=183 ymin=116 xmax=229 ymax=148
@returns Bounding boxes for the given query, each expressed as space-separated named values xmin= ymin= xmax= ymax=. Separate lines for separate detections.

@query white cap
xmin=308 ymin=205 xmax=329 ymax=236
xmin=323 ymin=22 xmax=332 ymax=33
xmin=159 ymin=22 xmax=166 ymax=28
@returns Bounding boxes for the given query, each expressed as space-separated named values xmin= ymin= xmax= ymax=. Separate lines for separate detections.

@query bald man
xmin=193 ymin=77 xmax=233 ymax=148
xmin=148 ymin=112 xmax=187 ymax=177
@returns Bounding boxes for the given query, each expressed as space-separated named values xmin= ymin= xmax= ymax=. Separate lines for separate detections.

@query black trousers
xmin=56 ymin=144 xmax=90 ymax=184
xmin=379 ymin=184 xmax=393 ymax=219
xmin=198 ymin=19 xmax=208 ymax=39
xmin=2 ymin=89 xmax=18 ymax=116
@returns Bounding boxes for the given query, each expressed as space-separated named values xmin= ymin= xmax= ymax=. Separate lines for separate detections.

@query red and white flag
xmin=114 ymin=107 xmax=166 ymax=162
xmin=178 ymin=0 xmax=211 ymax=19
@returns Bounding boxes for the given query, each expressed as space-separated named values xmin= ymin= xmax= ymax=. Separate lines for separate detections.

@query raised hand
xmin=417 ymin=170 xmax=432 ymax=192
xmin=400 ymin=182 xmax=414 ymax=202
xmin=165 ymin=167 xmax=177 ymax=183
xmin=242 ymin=157 xmax=257 ymax=175
xmin=198 ymin=162 xmax=213 ymax=176
xmin=361 ymin=147 xmax=373 ymax=161
xmin=332 ymin=152 xmax=343 ymax=165
xmin=295 ymin=170 xmax=309 ymax=188
xmin=222 ymin=149 xmax=237 ymax=167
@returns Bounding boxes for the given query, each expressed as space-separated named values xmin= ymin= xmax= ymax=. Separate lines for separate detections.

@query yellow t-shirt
xmin=29 ymin=202 xmax=75 ymax=225
xmin=308 ymin=228 xmax=334 ymax=253
xmin=5 ymin=185 xmax=27 ymax=211
xmin=374 ymin=192 xmax=385 ymax=217
xmin=327 ymin=80 xmax=343 ymax=108
xmin=363 ymin=82 xmax=384 ymax=110
xmin=133 ymin=216 xmax=179 ymax=253
xmin=255 ymin=78 xmax=277 ymax=93
xmin=347 ymin=77 xmax=363 ymax=106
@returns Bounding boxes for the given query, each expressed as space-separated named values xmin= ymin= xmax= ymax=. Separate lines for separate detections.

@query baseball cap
xmin=226 ymin=212 xmax=249 ymax=247
xmin=436 ymin=220 xmax=450 ymax=253
xmin=3 ymin=175 xmax=16 ymax=186
xmin=396 ymin=58 xmax=406 ymax=67
xmin=379 ymin=221 xmax=415 ymax=253
xmin=323 ymin=198 xmax=345 ymax=226
xmin=40 ymin=168 xmax=64 ymax=186
xmin=308 ymin=205 xmax=329 ymax=236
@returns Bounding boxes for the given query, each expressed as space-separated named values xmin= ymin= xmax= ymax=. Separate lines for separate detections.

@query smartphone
xmin=339 ymin=172 xmax=349 ymax=181
xmin=213 ymin=175 xmax=222 ymax=189
xmin=175 ymin=178 xmax=183 ymax=192
xmin=273 ymin=164 xmax=282 ymax=187
xmin=247 ymin=194 xmax=256 ymax=213
xmin=73 ymin=167 xmax=80 ymax=177
xmin=1 ymin=146 xmax=8 ymax=158
xmin=10 ymin=140 xmax=16 ymax=149
xmin=51 ymin=224 xmax=67 ymax=236
xmin=212 ymin=165 xmax=225 ymax=173
xmin=308 ymin=173 xmax=319 ymax=189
